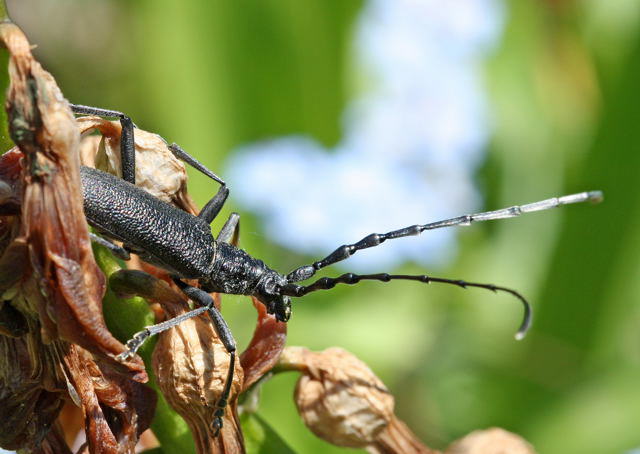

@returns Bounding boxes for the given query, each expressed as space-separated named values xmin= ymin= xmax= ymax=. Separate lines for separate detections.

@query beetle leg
xmin=198 ymin=184 xmax=229 ymax=224
xmin=173 ymin=278 xmax=237 ymax=435
xmin=217 ymin=212 xmax=240 ymax=246
xmin=117 ymin=303 xmax=211 ymax=360
xmin=70 ymin=104 xmax=136 ymax=184
xmin=168 ymin=142 xmax=225 ymax=185
xmin=89 ymin=232 xmax=130 ymax=261
xmin=167 ymin=143 xmax=231 ymax=224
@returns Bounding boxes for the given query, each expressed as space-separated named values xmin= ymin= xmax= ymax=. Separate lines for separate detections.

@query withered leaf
xmin=0 ymin=21 xmax=158 ymax=454
xmin=0 ymin=334 xmax=66 ymax=451
xmin=63 ymin=345 xmax=157 ymax=454
xmin=239 ymin=297 xmax=287 ymax=391
xmin=0 ymin=21 xmax=146 ymax=380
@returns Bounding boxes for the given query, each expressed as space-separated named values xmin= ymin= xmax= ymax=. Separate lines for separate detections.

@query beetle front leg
xmin=70 ymin=104 xmax=136 ymax=184
xmin=216 ymin=212 xmax=240 ymax=245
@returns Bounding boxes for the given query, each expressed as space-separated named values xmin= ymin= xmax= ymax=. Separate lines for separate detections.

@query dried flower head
xmin=281 ymin=346 xmax=437 ymax=453
xmin=76 ymin=116 xmax=197 ymax=213
xmin=446 ymin=428 xmax=537 ymax=454
xmin=153 ymin=296 xmax=245 ymax=453
xmin=281 ymin=346 xmax=394 ymax=448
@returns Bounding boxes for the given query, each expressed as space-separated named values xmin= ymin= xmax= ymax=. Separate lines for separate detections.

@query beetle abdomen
xmin=80 ymin=166 xmax=215 ymax=278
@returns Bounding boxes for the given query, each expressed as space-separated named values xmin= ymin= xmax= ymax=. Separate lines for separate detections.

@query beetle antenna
xmin=281 ymin=273 xmax=532 ymax=339
xmin=286 ymin=190 xmax=603 ymax=283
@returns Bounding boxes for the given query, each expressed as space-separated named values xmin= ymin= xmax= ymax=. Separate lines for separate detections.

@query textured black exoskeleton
xmin=72 ymin=104 xmax=603 ymax=434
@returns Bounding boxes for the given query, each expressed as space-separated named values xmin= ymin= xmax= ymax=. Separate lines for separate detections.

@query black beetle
xmin=71 ymin=103 xmax=603 ymax=433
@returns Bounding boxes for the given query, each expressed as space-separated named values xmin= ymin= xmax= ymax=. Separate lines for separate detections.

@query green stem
xmin=0 ymin=1 xmax=8 ymax=22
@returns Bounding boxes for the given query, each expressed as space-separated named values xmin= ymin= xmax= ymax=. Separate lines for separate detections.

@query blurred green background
xmin=5 ymin=1 xmax=640 ymax=453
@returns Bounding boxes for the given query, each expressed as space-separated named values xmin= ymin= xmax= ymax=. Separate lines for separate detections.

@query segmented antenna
xmin=283 ymin=190 xmax=603 ymax=339
xmin=281 ymin=273 xmax=532 ymax=340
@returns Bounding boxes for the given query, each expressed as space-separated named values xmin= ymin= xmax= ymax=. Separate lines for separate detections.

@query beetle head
xmin=254 ymin=272 xmax=292 ymax=322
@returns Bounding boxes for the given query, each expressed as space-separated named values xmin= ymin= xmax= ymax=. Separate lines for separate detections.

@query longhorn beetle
xmin=70 ymin=103 xmax=603 ymax=434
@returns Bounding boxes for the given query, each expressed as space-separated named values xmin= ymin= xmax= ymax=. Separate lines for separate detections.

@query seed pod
xmin=446 ymin=428 xmax=536 ymax=454
xmin=283 ymin=346 xmax=436 ymax=453
xmin=147 ymin=276 xmax=245 ymax=454
xmin=283 ymin=346 xmax=394 ymax=448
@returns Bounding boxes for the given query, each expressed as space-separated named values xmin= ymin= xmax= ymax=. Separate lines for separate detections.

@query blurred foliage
xmin=5 ymin=1 xmax=640 ymax=453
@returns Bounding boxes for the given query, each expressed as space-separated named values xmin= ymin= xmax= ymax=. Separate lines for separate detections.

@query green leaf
xmin=140 ymin=448 xmax=164 ymax=454
xmin=241 ymin=412 xmax=297 ymax=454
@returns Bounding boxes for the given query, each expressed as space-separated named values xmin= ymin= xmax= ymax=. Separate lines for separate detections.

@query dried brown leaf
xmin=0 ymin=22 xmax=158 ymax=454
xmin=0 ymin=21 xmax=146 ymax=380
xmin=62 ymin=346 xmax=157 ymax=454
xmin=0 ymin=333 xmax=66 ymax=451
xmin=239 ymin=297 xmax=287 ymax=391
xmin=34 ymin=422 xmax=73 ymax=454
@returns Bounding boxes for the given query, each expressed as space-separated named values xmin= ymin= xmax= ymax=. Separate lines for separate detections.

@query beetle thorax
xmin=205 ymin=241 xmax=272 ymax=295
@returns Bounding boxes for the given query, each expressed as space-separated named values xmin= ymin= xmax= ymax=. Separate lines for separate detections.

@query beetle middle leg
xmin=174 ymin=278 xmax=237 ymax=434
xmin=89 ymin=232 xmax=130 ymax=261
xmin=217 ymin=212 xmax=240 ymax=245
xmin=110 ymin=269 xmax=237 ymax=434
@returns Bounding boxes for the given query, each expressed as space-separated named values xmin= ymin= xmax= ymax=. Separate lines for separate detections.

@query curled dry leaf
xmin=239 ymin=297 xmax=287 ymax=391
xmin=0 ymin=21 xmax=146 ymax=379
xmin=0 ymin=22 xmax=156 ymax=453
xmin=63 ymin=345 xmax=157 ymax=454
xmin=36 ymin=422 xmax=74 ymax=454
xmin=76 ymin=116 xmax=198 ymax=213
xmin=0 ymin=333 xmax=67 ymax=451
xmin=445 ymin=428 xmax=536 ymax=454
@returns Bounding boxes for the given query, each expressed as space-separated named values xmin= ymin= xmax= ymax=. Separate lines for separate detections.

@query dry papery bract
xmin=77 ymin=115 xmax=197 ymax=213
xmin=282 ymin=346 xmax=540 ymax=454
